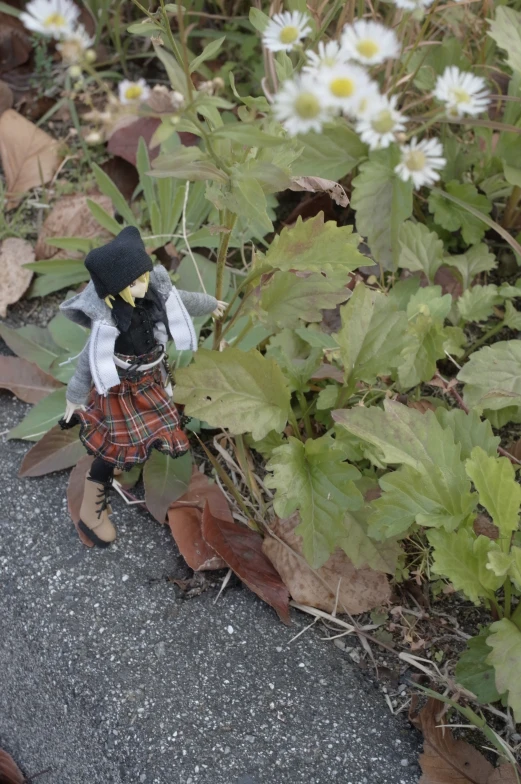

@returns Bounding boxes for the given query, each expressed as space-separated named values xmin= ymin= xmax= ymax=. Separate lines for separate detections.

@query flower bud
xmin=68 ymin=65 xmax=82 ymax=78
xmin=85 ymin=48 xmax=97 ymax=63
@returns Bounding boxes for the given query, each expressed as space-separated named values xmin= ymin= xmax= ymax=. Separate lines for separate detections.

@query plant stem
xmin=228 ymin=317 xmax=254 ymax=348
xmin=297 ymin=392 xmax=314 ymax=440
xmin=462 ymin=320 xmax=505 ymax=360
xmin=213 ymin=211 xmax=236 ymax=349
xmin=288 ymin=408 xmax=304 ymax=442
xmin=502 ymin=185 xmax=521 ymax=230
xmin=504 ymin=577 xmax=512 ymax=619
xmin=511 ymin=599 xmax=521 ymax=629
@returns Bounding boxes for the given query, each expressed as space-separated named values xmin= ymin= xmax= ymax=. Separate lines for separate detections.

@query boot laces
xmin=94 ymin=479 xmax=112 ymax=519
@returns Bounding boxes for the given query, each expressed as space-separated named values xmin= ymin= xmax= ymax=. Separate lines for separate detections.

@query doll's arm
xmin=178 ymin=290 xmax=219 ymax=317
xmin=65 ymin=342 xmax=93 ymax=405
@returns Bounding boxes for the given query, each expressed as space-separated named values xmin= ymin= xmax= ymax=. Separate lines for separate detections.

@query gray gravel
xmin=0 ymin=388 xmax=421 ymax=784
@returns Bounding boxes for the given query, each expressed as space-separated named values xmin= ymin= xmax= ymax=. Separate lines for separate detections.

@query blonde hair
xmin=105 ymin=271 xmax=150 ymax=309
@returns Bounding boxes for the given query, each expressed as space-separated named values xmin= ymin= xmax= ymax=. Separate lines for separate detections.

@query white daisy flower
xmin=303 ymin=41 xmax=350 ymax=73
xmin=391 ymin=0 xmax=435 ymax=9
xmin=356 ymin=94 xmax=407 ymax=150
xmin=20 ymin=0 xmax=80 ymax=37
xmin=273 ymin=74 xmax=330 ymax=136
xmin=319 ymin=64 xmax=373 ymax=113
xmin=349 ymin=80 xmax=382 ymax=119
xmin=394 ymin=137 xmax=446 ymax=189
xmin=56 ymin=24 xmax=94 ymax=64
xmin=118 ymin=78 xmax=151 ymax=105
xmin=262 ymin=11 xmax=312 ymax=53
xmin=341 ymin=20 xmax=400 ymax=66
xmin=433 ymin=66 xmax=490 ymax=118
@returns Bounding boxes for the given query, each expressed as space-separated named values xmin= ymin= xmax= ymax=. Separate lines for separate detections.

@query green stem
xmin=462 ymin=320 xmax=505 ymax=360
xmin=504 ymin=577 xmax=512 ymax=619
xmin=391 ymin=0 xmax=439 ymax=91
xmin=404 ymin=110 xmax=445 ymax=141
xmin=336 ymin=382 xmax=354 ymax=410
xmin=228 ymin=317 xmax=254 ymax=348
xmin=297 ymin=392 xmax=314 ymax=440
xmin=213 ymin=211 xmax=236 ymax=349
xmin=511 ymin=599 xmax=521 ymax=629
xmin=288 ymin=408 xmax=304 ymax=442
xmin=173 ymin=0 xmax=193 ymax=101
xmin=502 ymin=185 xmax=521 ymax=230
xmin=294 ymin=0 xmax=344 ymax=68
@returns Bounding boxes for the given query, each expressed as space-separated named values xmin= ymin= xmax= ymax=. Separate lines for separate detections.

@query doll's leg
xmin=78 ymin=458 xmax=117 ymax=547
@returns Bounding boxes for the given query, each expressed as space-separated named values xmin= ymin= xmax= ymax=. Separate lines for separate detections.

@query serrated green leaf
xmin=291 ymin=124 xmax=366 ymax=179
xmin=335 ymin=284 xmax=408 ymax=394
xmin=316 ymin=384 xmax=339 ymax=411
xmin=428 ymin=181 xmax=492 ymax=246
xmin=339 ymin=503 xmax=402 ymax=574
xmin=434 ymin=409 xmax=500 ymax=460
xmin=488 ymin=6 xmax=521 ymax=77
xmin=152 ymin=147 xmax=228 ymax=182
xmin=407 ymin=286 xmax=452 ymax=323
xmin=351 ymin=147 xmax=413 ymax=270
xmin=387 ymin=277 xmax=421 ymax=311
xmin=213 ymin=123 xmax=287 ymax=148
xmin=466 ymin=446 xmax=521 ymax=540
xmin=8 ymin=387 xmax=67 ymax=441
xmin=174 ymin=348 xmax=291 ymax=441
xmin=457 ymin=285 xmax=502 ymax=322
xmin=294 ymin=327 xmax=338 ymax=349
xmin=265 ymin=434 xmax=363 ymax=568
xmin=445 ymin=244 xmax=497 ymax=291
xmin=398 ymin=222 xmax=444 ymax=283
xmin=455 ymin=632 xmax=501 ymax=703
xmin=245 ymin=430 xmax=285 ymax=459
xmin=503 ymin=300 xmax=521 ymax=330
xmin=263 ymin=212 xmax=367 ymax=280
xmin=487 ymin=546 xmax=521 ymax=590
xmin=398 ymin=314 xmax=448 ymax=389
xmin=457 ymin=341 xmax=521 ymax=413
xmin=428 ymin=529 xmax=502 ymax=603
xmin=267 ymin=340 xmax=322 ymax=393
xmin=486 ymin=619 xmax=521 ymax=721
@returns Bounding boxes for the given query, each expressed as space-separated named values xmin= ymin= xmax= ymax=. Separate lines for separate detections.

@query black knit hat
xmin=85 ymin=226 xmax=153 ymax=299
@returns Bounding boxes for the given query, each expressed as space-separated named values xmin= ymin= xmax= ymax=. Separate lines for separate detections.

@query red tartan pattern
xmin=75 ymin=353 xmax=189 ymax=469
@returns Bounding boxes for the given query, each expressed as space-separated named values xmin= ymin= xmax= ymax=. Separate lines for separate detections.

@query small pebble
xmin=227 ymin=625 xmax=234 ymax=634
xmin=122 ymin=574 xmax=129 ymax=582
xmin=400 ymin=759 xmax=409 ymax=767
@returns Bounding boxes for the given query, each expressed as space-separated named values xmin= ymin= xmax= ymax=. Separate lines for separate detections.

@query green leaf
xmin=294 ymin=326 xmax=338 ymax=349
xmin=263 ymin=212 xmax=367 ymax=280
xmin=27 ymin=268 xmax=90 ymax=297
xmin=428 ymin=181 xmax=493 ymax=246
xmin=486 ymin=619 xmax=521 ymax=721
xmin=274 ymin=51 xmax=294 ymax=83
xmin=398 ymin=222 xmax=444 ymax=283
xmin=152 ymin=147 xmax=228 ymax=183
xmin=189 ymin=36 xmax=225 ymax=74
xmin=487 ymin=547 xmax=521 ymax=590
xmin=175 ymin=253 xmax=230 ymax=299
xmin=457 ymin=285 xmax=502 ymax=322
xmin=43 ymin=237 xmax=97 ymax=253
xmin=291 ymin=124 xmax=366 ymax=179
xmin=503 ymin=300 xmax=521 ymax=330
xmin=0 ymin=2 xmax=21 ymax=16
xmin=266 ymin=334 xmax=321 ymax=393
xmin=127 ymin=20 xmax=161 ymax=35
xmin=334 ymin=285 xmax=408 ymax=394
xmin=47 ymin=312 xmax=88 ymax=355
xmin=445 ymin=244 xmax=497 ymax=291
xmin=428 ymin=529 xmax=502 ymax=603
xmin=351 ymin=147 xmax=413 ymax=270
xmin=0 ymin=323 xmax=61 ymax=374
xmin=457 ymin=341 xmax=521 ymax=412
xmin=91 ymin=163 xmax=137 ymax=226
xmin=455 ymin=632 xmax=502 ymax=704
xmin=398 ymin=314 xmax=447 ymax=389
xmin=174 ymin=348 xmax=291 ymax=441
xmin=213 ymin=123 xmax=287 ymax=148
xmin=8 ymin=387 xmax=66 ymax=441
xmin=488 ymin=6 xmax=521 ymax=77
xmin=251 ymin=271 xmax=350 ymax=330
xmin=232 ymin=174 xmax=273 ymax=236
xmin=503 ymin=161 xmax=521 ymax=189
xmin=434 ymin=409 xmax=500 ymax=461
xmin=249 ymin=7 xmax=270 ymax=32
xmin=465 ymin=447 xmax=521 ymax=539
xmin=86 ymin=199 xmax=121 ymax=235
xmin=143 ymin=450 xmax=192 ymax=523
xmin=387 ymin=277 xmax=421 ymax=311
xmin=265 ymin=434 xmax=363 ymax=568
xmin=245 ymin=430 xmax=285 ymax=459
xmin=339 ymin=504 xmax=402 ymax=574
xmin=153 ymin=44 xmax=189 ymax=96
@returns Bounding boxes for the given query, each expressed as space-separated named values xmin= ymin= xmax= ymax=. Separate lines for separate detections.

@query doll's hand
xmin=212 ymin=300 xmax=227 ymax=319
xmin=64 ymin=400 xmax=86 ymax=423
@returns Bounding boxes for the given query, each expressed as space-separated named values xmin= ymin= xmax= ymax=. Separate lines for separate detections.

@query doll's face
xmin=129 ymin=277 xmax=148 ymax=300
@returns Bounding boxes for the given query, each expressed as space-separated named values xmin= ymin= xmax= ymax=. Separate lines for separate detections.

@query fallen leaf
xmin=201 ymin=502 xmax=291 ymax=625
xmin=100 ymin=156 xmax=139 ymax=203
xmin=410 ymin=697 xmax=494 ymax=784
xmin=67 ymin=454 xmax=95 ymax=547
xmin=143 ymin=450 xmax=192 ymax=524
xmin=434 ymin=264 xmax=463 ymax=300
xmin=408 ymin=399 xmax=437 ymax=414
xmin=0 ymin=109 xmax=63 ymax=207
xmin=0 ymin=237 xmax=34 ymax=316
xmin=262 ymin=513 xmax=391 ymax=614
xmin=473 ymin=513 xmax=499 ymax=541
xmin=0 ymin=355 xmax=63 ymax=403
xmin=311 ymin=363 xmax=344 ymax=383
xmin=0 ymin=12 xmax=31 ymax=75
xmin=107 ymin=116 xmax=198 ymax=166
xmin=0 ymin=747 xmax=24 ymax=784
xmin=0 ymin=80 xmax=13 ymax=115
xmin=289 ymin=176 xmax=349 ymax=207
xmin=507 ymin=438 xmax=521 ymax=462
xmin=35 ymin=192 xmax=114 ymax=260
xmin=488 ymin=766 xmax=519 ymax=783
xmin=167 ymin=469 xmax=227 ymax=571
xmin=19 ymin=424 xmax=85 ymax=477
xmin=116 ymin=463 xmax=142 ymax=490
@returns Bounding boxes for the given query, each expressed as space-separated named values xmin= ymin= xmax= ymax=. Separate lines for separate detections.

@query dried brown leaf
xmin=473 ymin=513 xmax=499 ymax=541
xmin=311 ymin=363 xmax=344 ymax=383
xmin=201 ymin=503 xmax=291 ymax=625
xmin=0 ymin=747 xmax=24 ymax=784
xmin=487 ymin=765 xmax=519 ymax=783
xmin=107 ymin=116 xmax=198 ymax=166
xmin=35 ymin=192 xmax=114 ymax=260
xmin=0 ymin=237 xmax=34 ymax=316
xmin=0 ymin=109 xmax=62 ymax=206
xmin=0 ymin=80 xmax=13 ymax=115
xmin=262 ymin=514 xmax=391 ymax=615
xmin=67 ymin=454 xmax=94 ymax=547
xmin=289 ymin=176 xmax=349 ymax=207
xmin=0 ymin=356 xmax=62 ymax=403
xmin=167 ymin=469 xmax=227 ymax=571
xmin=19 ymin=424 xmax=86 ymax=477
xmin=408 ymin=399 xmax=437 ymax=414
xmin=507 ymin=438 xmax=521 ymax=463
xmin=434 ymin=265 xmax=463 ymax=300
xmin=0 ymin=13 xmax=31 ymax=75
xmin=410 ymin=697 xmax=494 ymax=784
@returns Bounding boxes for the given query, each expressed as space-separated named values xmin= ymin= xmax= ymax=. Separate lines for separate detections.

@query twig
xmin=214 ymin=568 xmax=232 ymax=604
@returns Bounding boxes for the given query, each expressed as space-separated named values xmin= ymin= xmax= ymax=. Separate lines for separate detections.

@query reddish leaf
xmin=0 ymin=13 xmax=31 ymax=75
xmin=19 ymin=424 xmax=86 ymax=477
xmin=0 ymin=356 xmax=63 ymax=403
xmin=507 ymin=438 xmax=521 ymax=462
xmin=67 ymin=454 xmax=94 ymax=547
xmin=167 ymin=469 xmax=226 ymax=571
xmin=408 ymin=399 xmax=437 ymax=414
xmin=201 ymin=502 xmax=291 ymax=625
xmin=107 ymin=116 xmax=198 ymax=166
xmin=100 ymin=157 xmax=139 ymax=203
xmin=434 ymin=265 xmax=463 ymax=300
xmin=311 ymin=363 xmax=344 ymax=383
xmin=473 ymin=513 xmax=499 ymax=541
xmin=488 ymin=766 xmax=519 ymax=783
xmin=0 ymin=747 xmax=24 ymax=784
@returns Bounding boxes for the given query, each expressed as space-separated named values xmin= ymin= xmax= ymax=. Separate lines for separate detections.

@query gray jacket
xmin=60 ymin=264 xmax=217 ymax=405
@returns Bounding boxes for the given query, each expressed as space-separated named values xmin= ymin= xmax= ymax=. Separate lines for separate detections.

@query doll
xmin=59 ymin=226 xmax=225 ymax=548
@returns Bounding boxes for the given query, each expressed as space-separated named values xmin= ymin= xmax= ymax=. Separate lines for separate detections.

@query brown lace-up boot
xmin=78 ymin=476 xmax=117 ymax=547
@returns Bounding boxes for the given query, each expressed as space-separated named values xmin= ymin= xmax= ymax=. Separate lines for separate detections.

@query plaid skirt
xmin=69 ymin=350 xmax=189 ymax=470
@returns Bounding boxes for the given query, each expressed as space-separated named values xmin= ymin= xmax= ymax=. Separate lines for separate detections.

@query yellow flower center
xmin=450 ymin=87 xmax=471 ymax=105
xmin=124 ymin=84 xmax=144 ymax=101
xmin=330 ymin=77 xmax=355 ymax=98
xmin=356 ymin=39 xmax=380 ymax=59
xmin=295 ymin=93 xmax=321 ymax=119
xmin=279 ymin=25 xmax=299 ymax=44
xmin=405 ymin=150 xmax=426 ymax=171
xmin=371 ymin=109 xmax=395 ymax=134
xmin=44 ymin=12 xmax=66 ymax=27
